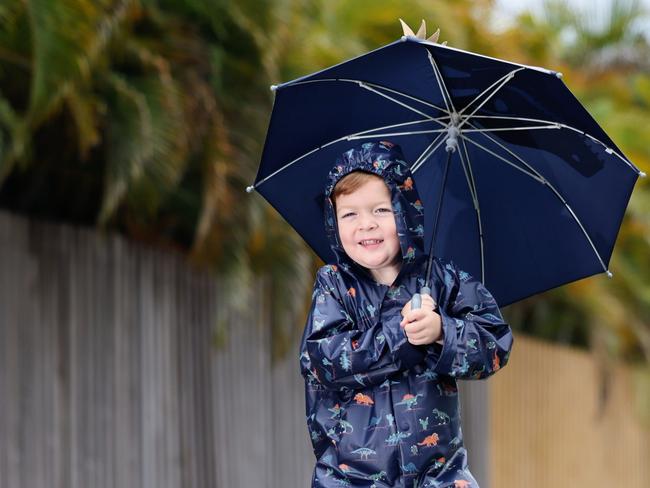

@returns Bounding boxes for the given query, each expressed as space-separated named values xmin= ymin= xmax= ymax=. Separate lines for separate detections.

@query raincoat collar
xmin=323 ymin=140 xmax=427 ymax=284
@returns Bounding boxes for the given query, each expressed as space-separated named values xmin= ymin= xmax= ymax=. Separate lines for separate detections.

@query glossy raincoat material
xmin=299 ymin=141 xmax=514 ymax=488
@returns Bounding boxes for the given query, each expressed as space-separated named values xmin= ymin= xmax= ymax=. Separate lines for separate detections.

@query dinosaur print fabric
xmin=299 ymin=141 xmax=514 ymax=488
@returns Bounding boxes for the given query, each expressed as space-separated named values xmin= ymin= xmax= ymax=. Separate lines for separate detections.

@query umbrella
xmin=248 ymin=21 xmax=645 ymax=307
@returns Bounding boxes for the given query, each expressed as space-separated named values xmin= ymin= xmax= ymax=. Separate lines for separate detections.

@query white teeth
xmin=360 ymin=239 xmax=382 ymax=245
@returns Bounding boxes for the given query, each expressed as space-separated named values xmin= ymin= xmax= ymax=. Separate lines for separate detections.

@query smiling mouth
xmin=359 ymin=239 xmax=383 ymax=247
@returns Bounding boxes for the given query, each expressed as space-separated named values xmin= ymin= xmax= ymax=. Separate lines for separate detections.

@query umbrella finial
xmin=416 ymin=20 xmax=426 ymax=39
xmin=428 ymin=28 xmax=440 ymax=43
xmin=398 ymin=19 xmax=445 ymax=44
xmin=399 ymin=18 xmax=416 ymax=37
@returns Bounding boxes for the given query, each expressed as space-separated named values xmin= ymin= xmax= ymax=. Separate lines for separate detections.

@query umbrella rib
xmin=457 ymin=137 xmax=486 ymax=283
xmin=411 ymin=132 xmax=448 ymax=173
xmin=460 ymin=134 xmax=545 ymax=183
xmin=464 ymin=127 xmax=610 ymax=274
xmin=464 ymin=125 xmax=561 ymax=133
xmin=253 ymin=118 xmax=447 ymax=189
xmin=358 ymin=83 xmax=441 ymax=120
xmin=458 ymin=68 xmax=526 ymax=125
xmin=288 ymin=78 xmax=450 ymax=116
xmin=349 ymin=128 xmax=447 ymax=140
xmin=359 ymin=81 xmax=450 ymax=116
xmin=426 ymin=51 xmax=456 ymax=114
xmin=469 ymin=116 xmax=642 ymax=174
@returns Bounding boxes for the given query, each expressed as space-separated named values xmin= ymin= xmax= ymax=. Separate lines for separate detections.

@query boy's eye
xmin=376 ymin=208 xmax=392 ymax=213
xmin=341 ymin=212 xmax=355 ymax=218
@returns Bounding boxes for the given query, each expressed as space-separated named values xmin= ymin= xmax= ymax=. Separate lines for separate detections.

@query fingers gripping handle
xmin=411 ymin=286 xmax=431 ymax=310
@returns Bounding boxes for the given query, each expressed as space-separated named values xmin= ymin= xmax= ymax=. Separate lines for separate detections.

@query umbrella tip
xmin=246 ymin=185 xmax=255 ymax=193
xmin=606 ymin=270 xmax=613 ymax=278
xmin=270 ymin=84 xmax=278 ymax=92
xmin=555 ymin=72 xmax=563 ymax=79
xmin=640 ymin=171 xmax=647 ymax=178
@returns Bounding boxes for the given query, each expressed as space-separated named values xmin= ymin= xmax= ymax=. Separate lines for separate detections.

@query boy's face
xmin=334 ymin=178 xmax=402 ymax=282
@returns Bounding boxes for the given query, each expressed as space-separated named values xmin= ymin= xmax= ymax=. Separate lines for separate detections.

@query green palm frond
xmin=25 ymin=0 xmax=129 ymax=126
xmin=101 ymin=66 xmax=188 ymax=222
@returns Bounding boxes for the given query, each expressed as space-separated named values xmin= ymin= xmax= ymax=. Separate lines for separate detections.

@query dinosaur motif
xmin=492 ymin=350 xmax=501 ymax=371
xmin=337 ymin=420 xmax=354 ymax=434
xmin=354 ymin=393 xmax=374 ymax=406
xmin=401 ymin=462 xmax=418 ymax=475
xmin=332 ymin=477 xmax=351 ymax=487
xmin=418 ymin=416 xmax=429 ymax=431
xmin=328 ymin=403 xmax=343 ymax=418
xmin=395 ymin=393 xmax=423 ymax=410
xmin=368 ymin=470 xmax=388 ymax=488
xmin=432 ymin=408 xmax=451 ymax=425
xmin=379 ymin=380 xmax=399 ymax=388
xmin=385 ymin=432 xmax=411 ymax=446
xmin=310 ymin=430 xmax=322 ymax=443
xmin=386 ymin=285 xmax=405 ymax=300
xmin=417 ymin=368 xmax=438 ymax=382
xmin=385 ymin=413 xmax=395 ymax=428
xmin=373 ymin=159 xmax=388 ymax=171
xmin=404 ymin=246 xmax=416 ymax=261
xmin=351 ymin=447 xmax=376 ymax=460
xmin=411 ymin=200 xmax=424 ymax=214
xmin=365 ymin=413 xmax=384 ymax=430
xmin=409 ymin=224 xmax=424 ymax=236
xmin=312 ymin=307 xmax=327 ymax=330
xmin=400 ymin=176 xmax=414 ymax=191
xmin=417 ymin=433 xmax=440 ymax=447
xmin=353 ymin=373 xmax=367 ymax=387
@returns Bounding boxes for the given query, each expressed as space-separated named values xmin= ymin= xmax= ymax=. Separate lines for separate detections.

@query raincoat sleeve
xmin=299 ymin=266 xmax=426 ymax=392
xmin=423 ymin=260 xmax=513 ymax=380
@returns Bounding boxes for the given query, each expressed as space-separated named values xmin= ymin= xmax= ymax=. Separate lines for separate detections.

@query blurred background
xmin=0 ymin=0 xmax=648 ymax=487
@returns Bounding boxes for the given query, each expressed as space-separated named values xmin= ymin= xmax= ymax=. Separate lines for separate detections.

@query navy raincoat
xmin=299 ymin=141 xmax=514 ymax=488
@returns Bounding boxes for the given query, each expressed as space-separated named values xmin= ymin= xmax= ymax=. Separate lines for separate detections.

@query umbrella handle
xmin=411 ymin=287 xmax=431 ymax=310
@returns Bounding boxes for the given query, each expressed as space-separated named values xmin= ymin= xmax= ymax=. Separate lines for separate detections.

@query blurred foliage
xmin=0 ymin=0 xmax=648 ymax=373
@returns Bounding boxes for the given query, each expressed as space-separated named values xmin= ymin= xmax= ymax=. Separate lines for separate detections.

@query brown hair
xmin=331 ymin=171 xmax=387 ymax=209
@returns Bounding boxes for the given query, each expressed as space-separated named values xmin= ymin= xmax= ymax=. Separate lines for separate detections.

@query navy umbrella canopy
xmin=250 ymin=36 xmax=645 ymax=307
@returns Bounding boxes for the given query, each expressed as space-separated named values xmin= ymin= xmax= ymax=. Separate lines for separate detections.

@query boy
xmin=299 ymin=141 xmax=513 ymax=488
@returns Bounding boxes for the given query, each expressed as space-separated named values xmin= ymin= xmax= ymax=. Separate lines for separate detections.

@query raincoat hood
xmin=323 ymin=141 xmax=427 ymax=281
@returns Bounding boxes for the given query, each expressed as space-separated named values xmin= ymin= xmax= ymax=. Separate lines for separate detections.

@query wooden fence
xmin=490 ymin=334 xmax=650 ymax=488
xmin=0 ymin=209 xmax=491 ymax=488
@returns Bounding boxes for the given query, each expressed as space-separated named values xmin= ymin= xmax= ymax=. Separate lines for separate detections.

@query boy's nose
xmin=358 ymin=218 xmax=378 ymax=231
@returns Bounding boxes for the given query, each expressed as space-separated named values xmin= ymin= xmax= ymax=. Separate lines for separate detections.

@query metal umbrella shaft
xmin=411 ymin=145 xmax=454 ymax=310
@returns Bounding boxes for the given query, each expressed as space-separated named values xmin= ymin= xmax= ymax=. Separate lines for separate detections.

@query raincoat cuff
xmin=428 ymin=310 xmax=456 ymax=374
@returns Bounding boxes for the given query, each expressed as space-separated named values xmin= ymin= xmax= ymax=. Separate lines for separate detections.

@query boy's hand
xmin=400 ymin=294 xmax=443 ymax=345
